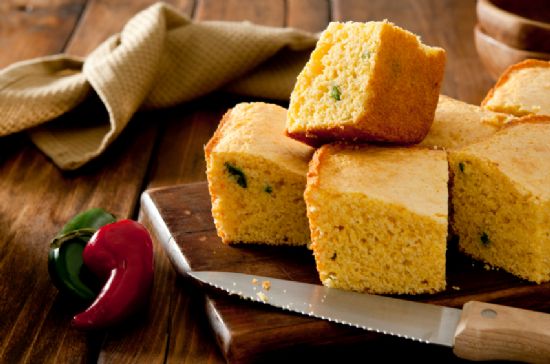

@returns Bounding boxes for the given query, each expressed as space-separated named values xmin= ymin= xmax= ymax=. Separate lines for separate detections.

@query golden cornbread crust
xmin=482 ymin=59 xmax=550 ymax=117
xmin=205 ymin=102 xmax=313 ymax=246
xmin=306 ymin=143 xmax=448 ymax=294
xmin=449 ymin=115 xmax=550 ymax=283
xmin=419 ymin=95 xmax=512 ymax=150
xmin=286 ymin=21 xmax=446 ymax=147
xmin=204 ymin=108 xmax=232 ymax=163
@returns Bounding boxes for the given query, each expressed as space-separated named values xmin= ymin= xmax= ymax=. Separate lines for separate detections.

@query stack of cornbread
xmin=205 ymin=20 xmax=550 ymax=294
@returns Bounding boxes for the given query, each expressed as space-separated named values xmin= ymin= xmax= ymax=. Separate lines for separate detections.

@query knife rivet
xmin=481 ymin=308 xmax=497 ymax=319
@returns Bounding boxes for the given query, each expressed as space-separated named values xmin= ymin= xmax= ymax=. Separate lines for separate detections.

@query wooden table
xmin=0 ymin=1 xmax=495 ymax=362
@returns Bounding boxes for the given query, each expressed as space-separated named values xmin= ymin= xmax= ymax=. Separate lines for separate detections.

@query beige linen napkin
xmin=0 ymin=2 xmax=317 ymax=169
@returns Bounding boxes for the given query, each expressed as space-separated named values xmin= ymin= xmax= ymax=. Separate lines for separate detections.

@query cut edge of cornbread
xmin=449 ymin=116 xmax=550 ymax=283
xmin=305 ymin=144 xmax=448 ymax=294
xmin=482 ymin=59 xmax=550 ymax=117
xmin=287 ymin=20 xmax=446 ymax=147
xmin=205 ymin=105 xmax=311 ymax=246
xmin=207 ymin=152 xmax=310 ymax=245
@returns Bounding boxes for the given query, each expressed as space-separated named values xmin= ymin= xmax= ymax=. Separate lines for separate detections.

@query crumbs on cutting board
xmin=262 ymin=280 xmax=271 ymax=290
xmin=252 ymin=278 xmax=258 ymax=285
xmin=256 ymin=291 xmax=268 ymax=302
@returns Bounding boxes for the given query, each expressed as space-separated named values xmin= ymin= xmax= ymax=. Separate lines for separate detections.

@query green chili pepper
xmin=48 ymin=208 xmax=116 ymax=301
xmin=225 ymin=162 xmax=247 ymax=188
xmin=60 ymin=207 xmax=117 ymax=235
xmin=480 ymin=232 xmax=490 ymax=246
xmin=330 ymin=86 xmax=341 ymax=101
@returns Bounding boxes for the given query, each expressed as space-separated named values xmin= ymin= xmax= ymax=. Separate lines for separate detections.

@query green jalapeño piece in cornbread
xmin=419 ymin=95 xmax=513 ymax=150
xmin=482 ymin=59 xmax=550 ymax=117
xmin=205 ymin=102 xmax=314 ymax=246
xmin=449 ymin=116 xmax=550 ymax=283
xmin=305 ymin=144 xmax=448 ymax=294
xmin=286 ymin=21 xmax=446 ymax=147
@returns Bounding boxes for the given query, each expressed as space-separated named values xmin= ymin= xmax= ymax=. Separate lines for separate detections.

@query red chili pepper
xmin=72 ymin=219 xmax=154 ymax=329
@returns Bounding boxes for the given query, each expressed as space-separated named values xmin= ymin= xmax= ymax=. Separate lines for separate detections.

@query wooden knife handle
xmin=453 ymin=301 xmax=550 ymax=363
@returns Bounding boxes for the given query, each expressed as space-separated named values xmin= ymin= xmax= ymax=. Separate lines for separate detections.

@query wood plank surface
xmin=195 ymin=0 xmax=285 ymax=26
xmin=0 ymin=107 xmax=157 ymax=363
xmin=0 ymin=0 xmax=189 ymax=363
xmin=66 ymin=0 xmax=195 ymax=57
xmin=0 ymin=0 xmax=87 ymax=67
xmin=287 ymin=0 xmax=329 ymax=32
xmin=58 ymin=1 xmax=200 ymax=363
xmin=141 ymin=182 xmax=550 ymax=363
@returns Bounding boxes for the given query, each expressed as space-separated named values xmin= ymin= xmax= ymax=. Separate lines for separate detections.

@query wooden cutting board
xmin=140 ymin=182 xmax=550 ymax=363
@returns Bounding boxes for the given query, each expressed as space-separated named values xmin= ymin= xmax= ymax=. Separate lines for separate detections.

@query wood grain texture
xmin=477 ymin=0 xmax=550 ymax=53
xmin=65 ymin=0 xmax=195 ymax=57
xmin=146 ymin=97 xmax=229 ymax=189
xmin=58 ymin=1 xmax=198 ymax=363
xmin=454 ymin=301 xmax=550 ymax=363
xmin=142 ymin=182 xmax=550 ymax=363
xmin=332 ymin=0 xmax=495 ymax=104
xmin=0 ymin=1 xmax=191 ymax=362
xmin=474 ymin=24 xmax=550 ymax=80
xmin=0 ymin=0 xmax=86 ymax=67
xmin=195 ymin=0 xmax=284 ymax=26
xmin=0 ymin=108 xmax=157 ymax=362
xmin=287 ymin=0 xmax=330 ymax=32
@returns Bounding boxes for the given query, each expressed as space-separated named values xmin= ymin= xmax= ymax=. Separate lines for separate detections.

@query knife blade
xmin=188 ymin=270 xmax=550 ymax=363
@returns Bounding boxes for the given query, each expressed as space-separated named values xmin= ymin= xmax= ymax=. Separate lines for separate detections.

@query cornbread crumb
xmin=449 ymin=116 xmax=550 ymax=283
xmin=482 ymin=60 xmax=550 ymax=117
xmin=452 ymin=286 xmax=461 ymax=291
xmin=306 ymin=144 xmax=448 ymax=294
xmin=205 ymin=102 xmax=314 ymax=245
xmin=287 ymin=21 xmax=446 ymax=146
xmin=257 ymin=291 xmax=268 ymax=302
xmin=262 ymin=281 xmax=271 ymax=291
xmin=252 ymin=278 xmax=258 ymax=285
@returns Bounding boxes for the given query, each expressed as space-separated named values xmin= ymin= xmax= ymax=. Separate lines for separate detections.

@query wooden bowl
xmin=477 ymin=0 xmax=550 ymax=52
xmin=474 ymin=24 xmax=550 ymax=80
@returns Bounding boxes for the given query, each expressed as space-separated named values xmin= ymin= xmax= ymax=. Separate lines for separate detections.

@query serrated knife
xmin=189 ymin=271 xmax=550 ymax=363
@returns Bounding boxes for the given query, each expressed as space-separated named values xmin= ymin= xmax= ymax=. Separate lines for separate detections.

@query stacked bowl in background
xmin=475 ymin=0 xmax=550 ymax=79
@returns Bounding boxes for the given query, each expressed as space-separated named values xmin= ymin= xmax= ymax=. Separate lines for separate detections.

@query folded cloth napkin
xmin=0 ymin=2 xmax=317 ymax=169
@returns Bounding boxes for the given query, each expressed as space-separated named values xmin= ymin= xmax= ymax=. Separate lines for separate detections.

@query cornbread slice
xmin=419 ymin=95 xmax=512 ymax=149
xmin=305 ymin=144 xmax=448 ymax=294
xmin=286 ymin=21 xmax=446 ymax=146
xmin=449 ymin=116 xmax=550 ymax=283
xmin=205 ymin=102 xmax=314 ymax=245
xmin=482 ymin=59 xmax=550 ymax=117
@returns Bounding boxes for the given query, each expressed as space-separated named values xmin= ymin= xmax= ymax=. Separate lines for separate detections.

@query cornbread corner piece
xmin=286 ymin=21 xmax=446 ymax=147
xmin=305 ymin=144 xmax=448 ymax=294
xmin=482 ymin=59 xmax=550 ymax=117
xmin=449 ymin=115 xmax=550 ymax=283
xmin=419 ymin=95 xmax=513 ymax=150
xmin=205 ymin=102 xmax=314 ymax=246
